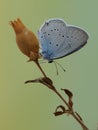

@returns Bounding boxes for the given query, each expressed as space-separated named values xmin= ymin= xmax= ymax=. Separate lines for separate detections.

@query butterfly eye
xmin=48 ymin=60 xmax=53 ymax=63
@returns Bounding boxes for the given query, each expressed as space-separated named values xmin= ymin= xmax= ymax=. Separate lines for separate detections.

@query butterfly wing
xmin=50 ymin=25 xmax=89 ymax=59
xmin=38 ymin=18 xmax=89 ymax=61
xmin=37 ymin=18 xmax=67 ymax=61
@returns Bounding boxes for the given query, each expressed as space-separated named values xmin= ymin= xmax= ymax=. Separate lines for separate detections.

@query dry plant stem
xmin=47 ymin=84 xmax=89 ymax=130
xmin=34 ymin=60 xmax=47 ymax=77
xmin=72 ymin=112 xmax=89 ymax=130
xmin=25 ymin=77 xmax=89 ymax=130
xmin=53 ymin=89 xmax=89 ymax=130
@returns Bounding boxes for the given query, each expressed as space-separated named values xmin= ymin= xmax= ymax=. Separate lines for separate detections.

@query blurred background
xmin=0 ymin=0 xmax=98 ymax=130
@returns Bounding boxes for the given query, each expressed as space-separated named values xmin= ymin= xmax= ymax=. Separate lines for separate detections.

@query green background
xmin=0 ymin=0 xmax=98 ymax=130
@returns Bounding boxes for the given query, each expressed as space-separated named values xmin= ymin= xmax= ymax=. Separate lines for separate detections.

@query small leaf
xmin=61 ymin=88 xmax=73 ymax=98
xmin=25 ymin=77 xmax=55 ymax=90
xmin=56 ymin=105 xmax=66 ymax=112
xmin=54 ymin=111 xmax=64 ymax=116
xmin=41 ymin=77 xmax=55 ymax=90
xmin=42 ymin=77 xmax=53 ymax=85
xmin=69 ymin=100 xmax=73 ymax=108
xmin=75 ymin=112 xmax=83 ymax=121
xmin=25 ymin=78 xmax=40 ymax=84
xmin=54 ymin=105 xmax=66 ymax=116
xmin=61 ymin=88 xmax=73 ymax=108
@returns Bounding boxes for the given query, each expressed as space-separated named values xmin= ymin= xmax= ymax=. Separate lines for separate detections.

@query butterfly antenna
xmin=54 ymin=61 xmax=66 ymax=72
xmin=53 ymin=61 xmax=59 ymax=75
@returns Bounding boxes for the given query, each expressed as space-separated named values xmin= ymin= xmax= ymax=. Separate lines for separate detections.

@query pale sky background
xmin=0 ymin=0 xmax=98 ymax=130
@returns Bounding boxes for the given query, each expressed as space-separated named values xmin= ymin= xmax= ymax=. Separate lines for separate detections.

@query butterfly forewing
xmin=51 ymin=26 xmax=89 ymax=59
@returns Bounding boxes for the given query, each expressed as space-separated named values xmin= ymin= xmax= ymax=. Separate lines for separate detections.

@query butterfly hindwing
xmin=51 ymin=25 xmax=89 ymax=59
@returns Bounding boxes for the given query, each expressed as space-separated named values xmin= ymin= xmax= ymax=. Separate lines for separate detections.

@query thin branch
xmin=25 ymin=77 xmax=89 ymax=130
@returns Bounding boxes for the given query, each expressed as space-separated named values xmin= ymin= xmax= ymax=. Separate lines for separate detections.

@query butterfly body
xmin=38 ymin=18 xmax=89 ymax=62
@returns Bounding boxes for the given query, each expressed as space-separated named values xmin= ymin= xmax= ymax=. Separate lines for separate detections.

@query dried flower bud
xmin=10 ymin=18 xmax=40 ymax=61
xmin=10 ymin=18 xmax=46 ymax=77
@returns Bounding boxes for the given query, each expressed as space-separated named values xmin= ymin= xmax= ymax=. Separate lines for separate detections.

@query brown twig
xmin=25 ymin=77 xmax=89 ymax=130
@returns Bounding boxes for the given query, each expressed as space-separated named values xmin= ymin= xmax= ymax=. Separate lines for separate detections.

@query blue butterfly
xmin=38 ymin=18 xmax=89 ymax=63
